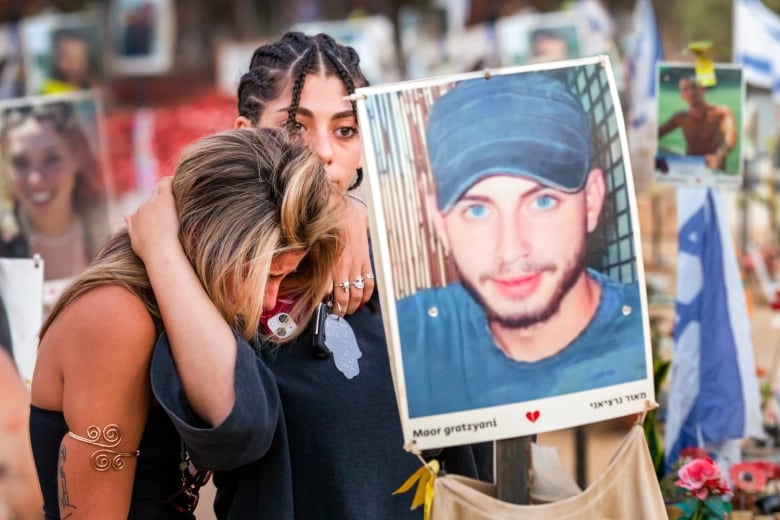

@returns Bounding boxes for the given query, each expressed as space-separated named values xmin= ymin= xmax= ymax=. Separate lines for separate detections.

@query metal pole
xmin=495 ymin=436 xmax=532 ymax=504
xmin=575 ymin=426 xmax=588 ymax=489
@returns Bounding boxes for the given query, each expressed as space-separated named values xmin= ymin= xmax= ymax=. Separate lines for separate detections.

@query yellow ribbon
xmin=393 ymin=459 xmax=440 ymax=520
xmin=685 ymin=40 xmax=716 ymax=87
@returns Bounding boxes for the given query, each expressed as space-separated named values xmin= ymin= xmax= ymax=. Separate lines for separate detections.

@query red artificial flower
xmin=759 ymin=460 xmax=780 ymax=480
xmin=729 ymin=461 xmax=769 ymax=493
xmin=675 ymin=457 xmax=732 ymax=500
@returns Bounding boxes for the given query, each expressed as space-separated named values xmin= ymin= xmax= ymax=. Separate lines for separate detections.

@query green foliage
xmin=645 ymin=357 xmax=671 ymax=480
xmin=675 ymin=495 xmax=730 ymax=520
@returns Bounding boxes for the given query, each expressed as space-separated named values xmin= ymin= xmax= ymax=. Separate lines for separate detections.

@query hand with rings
xmin=336 ymin=273 xmax=375 ymax=292
xmin=329 ymin=197 xmax=376 ymax=315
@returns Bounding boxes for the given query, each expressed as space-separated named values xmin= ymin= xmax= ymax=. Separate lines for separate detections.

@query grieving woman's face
xmin=4 ymin=117 xmax=79 ymax=229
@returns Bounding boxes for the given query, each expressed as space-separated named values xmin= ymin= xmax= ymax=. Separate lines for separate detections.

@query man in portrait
xmin=658 ymin=75 xmax=737 ymax=171
xmin=396 ymin=73 xmax=647 ymax=417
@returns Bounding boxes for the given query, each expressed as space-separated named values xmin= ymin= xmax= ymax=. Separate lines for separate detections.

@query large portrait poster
xmin=654 ymin=62 xmax=744 ymax=189
xmin=0 ymin=257 xmax=43 ymax=385
xmin=355 ymin=56 xmax=654 ymax=450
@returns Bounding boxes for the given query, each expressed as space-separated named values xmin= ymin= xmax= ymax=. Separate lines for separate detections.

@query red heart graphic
xmin=526 ymin=410 xmax=540 ymax=423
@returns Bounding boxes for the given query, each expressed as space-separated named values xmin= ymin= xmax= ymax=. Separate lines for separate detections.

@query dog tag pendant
xmin=324 ymin=314 xmax=362 ymax=379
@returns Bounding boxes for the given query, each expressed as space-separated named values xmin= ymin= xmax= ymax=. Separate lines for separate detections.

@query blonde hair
xmin=42 ymin=127 xmax=345 ymax=341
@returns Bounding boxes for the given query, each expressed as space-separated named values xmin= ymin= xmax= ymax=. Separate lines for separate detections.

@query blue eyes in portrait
xmin=463 ymin=203 xmax=489 ymax=220
xmin=530 ymin=194 xmax=558 ymax=211
xmin=459 ymin=193 xmax=559 ymax=220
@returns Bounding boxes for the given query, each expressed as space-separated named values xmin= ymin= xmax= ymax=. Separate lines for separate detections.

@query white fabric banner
xmin=0 ymin=257 xmax=44 ymax=385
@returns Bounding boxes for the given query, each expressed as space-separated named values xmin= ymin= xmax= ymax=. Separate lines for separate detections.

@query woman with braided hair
xmin=126 ymin=32 xmax=491 ymax=519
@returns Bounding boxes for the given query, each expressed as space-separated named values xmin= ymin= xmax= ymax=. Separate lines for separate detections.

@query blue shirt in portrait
xmin=396 ymin=269 xmax=647 ymax=417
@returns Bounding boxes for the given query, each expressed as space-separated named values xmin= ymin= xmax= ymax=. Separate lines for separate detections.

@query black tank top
xmin=29 ymin=404 xmax=195 ymax=519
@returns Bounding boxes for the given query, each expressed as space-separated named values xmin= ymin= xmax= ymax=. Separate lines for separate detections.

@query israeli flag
xmin=665 ymin=187 xmax=764 ymax=470
xmin=733 ymin=0 xmax=780 ymax=99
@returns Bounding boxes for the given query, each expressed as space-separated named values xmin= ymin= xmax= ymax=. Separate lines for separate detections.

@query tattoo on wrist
xmin=58 ymin=445 xmax=77 ymax=517
xmin=68 ymin=424 xmax=140 ymax=471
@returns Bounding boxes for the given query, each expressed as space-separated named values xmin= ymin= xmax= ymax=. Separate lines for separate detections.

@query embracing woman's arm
xmin=126 ymin=177 xmax=236 ymax=426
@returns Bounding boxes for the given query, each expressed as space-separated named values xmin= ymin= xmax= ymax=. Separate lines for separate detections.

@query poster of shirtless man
xmin=654 ymin=62 xmax=743 ymax=189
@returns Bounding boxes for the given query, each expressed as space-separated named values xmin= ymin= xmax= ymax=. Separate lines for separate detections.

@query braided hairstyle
xmin=237 ymin=32 xmax=368 ymax=189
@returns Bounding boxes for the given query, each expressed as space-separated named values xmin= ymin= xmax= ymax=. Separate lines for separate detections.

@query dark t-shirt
xmin=264 ymin=293 xmax=491 ymax=518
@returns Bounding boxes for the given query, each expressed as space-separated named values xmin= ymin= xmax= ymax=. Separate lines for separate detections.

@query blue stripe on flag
xmin=737 ymin=54 xmax=772 ymax=74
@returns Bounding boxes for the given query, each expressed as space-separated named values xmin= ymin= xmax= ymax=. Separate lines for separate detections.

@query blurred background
xmin=0 ymin=0 xmax=778 ymax=275
xmin=6 ymin=2 xmax=780 ymax=516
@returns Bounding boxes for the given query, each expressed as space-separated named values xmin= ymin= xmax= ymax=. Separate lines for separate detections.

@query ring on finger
xmin=352 ymin=275 xmax=365 ymax=290
xmin=336 ymin=280 xmax=351 ymax=292
xmin=363 ymin=272 xmax=375 ymax=280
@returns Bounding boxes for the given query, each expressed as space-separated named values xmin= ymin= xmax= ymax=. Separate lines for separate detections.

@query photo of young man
xmin=356 ymin=58 xmax=652 ymax=445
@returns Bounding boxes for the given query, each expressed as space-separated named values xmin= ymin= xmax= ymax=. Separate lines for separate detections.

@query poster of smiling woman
xmin=0 ymin=90 xmax=114 ymax=307
xmin=355 ymin=56 xmax=654 ymax=450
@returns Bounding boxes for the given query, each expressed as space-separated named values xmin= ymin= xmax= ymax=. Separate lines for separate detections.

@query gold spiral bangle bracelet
xmin=67 ymin=424 xmax=140 ymax=471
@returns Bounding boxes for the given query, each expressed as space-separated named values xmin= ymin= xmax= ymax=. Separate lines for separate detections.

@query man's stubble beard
xmin=459 ymin=244 xmax=588 ymax=330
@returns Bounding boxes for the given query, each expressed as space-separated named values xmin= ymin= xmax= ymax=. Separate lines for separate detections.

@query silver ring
xmin=353 ymin=275 xmax=365 ymax=289
xmin=363 ymin=273 xmax=375 ymax=280
xmin=336 ymin=280 xmax=350 ymax=292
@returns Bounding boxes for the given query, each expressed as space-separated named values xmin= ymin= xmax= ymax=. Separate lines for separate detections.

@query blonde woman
xmin=29 ymin=127 xmax=345 ymax=519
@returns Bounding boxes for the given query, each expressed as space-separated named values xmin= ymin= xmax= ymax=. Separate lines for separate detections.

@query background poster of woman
xmin=0 ymin=90 xmax=114 ymax=308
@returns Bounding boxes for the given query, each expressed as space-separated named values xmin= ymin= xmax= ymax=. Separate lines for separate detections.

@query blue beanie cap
xmin=425 ymin=73 xmax=592 ymax=212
